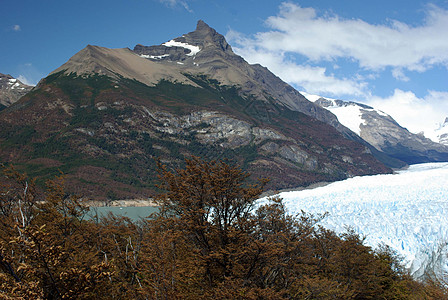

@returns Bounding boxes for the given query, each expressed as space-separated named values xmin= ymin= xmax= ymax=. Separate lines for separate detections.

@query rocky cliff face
xmin=311 ymin=96 xmax=448 ymax=164
xmin=0 ymin=21 xmax=392 ymax=201
xmin=0 ymin=73 xmax=32 ymax=108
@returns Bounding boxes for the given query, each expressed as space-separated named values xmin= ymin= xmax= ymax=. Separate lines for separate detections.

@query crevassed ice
xmin=162 ymin=39 xmax=201 ymax=56
xmin=260 ymin=162 xmax=448 ymax=280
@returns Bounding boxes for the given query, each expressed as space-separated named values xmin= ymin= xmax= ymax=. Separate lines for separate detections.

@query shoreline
xmin=86 ymin=165 xmax=411 ymax=208
xmin=85 ymin=199 xmax=157 ymax=208
xmin=88 ymin=181 xmax=333 ymax=208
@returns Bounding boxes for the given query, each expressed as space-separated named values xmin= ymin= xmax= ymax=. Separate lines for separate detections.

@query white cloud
xmin=366 ymin=89 xmax=448 ymax=140
xmin=228 ymin=30 xmax=368 ymax=97
xmin=259 ymin=3 xmax=448 ymax=71
xmin=12 ymin=25 xmax=21 ymax=31
xmin=17 ymin=75 xmax=35 ymax=86
xmin=17 ymin=63 xmax=42 ymax=86
xmin=391 ymin=68 xmax=410 ymax=82
xmin=228 ymin=2 xmax=448 ymax=92
xmin=158 ymin=0 xmax=192 ymax=12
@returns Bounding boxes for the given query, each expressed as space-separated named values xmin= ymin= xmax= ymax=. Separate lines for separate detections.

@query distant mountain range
xmin=0 ymin=21 xmax=446 ymax=200
xmin=432 ymin=118 xmax=448 ymax=146
xmin=301 ymin=92 xmax=448 ymax=164
xmin=0 ymin=73 xmax=32 ymax=109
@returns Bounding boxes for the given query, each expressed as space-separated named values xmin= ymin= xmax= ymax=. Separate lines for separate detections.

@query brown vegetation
xmin=0 ymin=159 xmax=446 ymax=299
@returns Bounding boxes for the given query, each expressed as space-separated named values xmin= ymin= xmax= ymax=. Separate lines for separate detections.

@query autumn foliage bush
xmin=0 ymin=159 xmax=446 ymax=299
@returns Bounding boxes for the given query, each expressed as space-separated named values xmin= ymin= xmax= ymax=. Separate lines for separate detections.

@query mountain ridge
xmin=0 ymin=21 xmax=392 ymax=200
xmin=50 ymin=45 xmax=197 ymax=88
xmin=303 ymin=92 xmax=448 ymax=164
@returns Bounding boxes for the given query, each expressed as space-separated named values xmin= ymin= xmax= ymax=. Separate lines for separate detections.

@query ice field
xmin=272 ymin=162 xmax=448 ymax=279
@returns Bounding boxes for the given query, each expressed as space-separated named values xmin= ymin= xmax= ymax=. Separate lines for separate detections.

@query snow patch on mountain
xmin=140 ymin=54 xmax=170 ymax=60
xmin=162 ymin=40 xmax=201 ymax=56
xmin=300 ymin=91 xmax=328 ymax=102
xmin=326 ymin=104 xmax=365 ymax=135
xmin=300 ymin=91 xmax=390 ymax=136
xmin=264 ymin=162 xmax=448 ymax=280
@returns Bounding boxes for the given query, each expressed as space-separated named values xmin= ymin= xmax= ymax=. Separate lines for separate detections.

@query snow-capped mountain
xmin=301 ymin=92 xmax=448 ymax=165
xmin=268 ymin=162 xmax=448 ymax=281
xmin=430 ymin=117 xmax=448 ymax=146
xmin=0 ymin=21 xmax=392 ymax=200
xmin=0 ymin=73 xmax=32 ymax=108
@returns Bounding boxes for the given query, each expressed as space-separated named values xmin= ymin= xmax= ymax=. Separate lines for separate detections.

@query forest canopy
xmin=0 ymin=158 xmax=446 ymax=299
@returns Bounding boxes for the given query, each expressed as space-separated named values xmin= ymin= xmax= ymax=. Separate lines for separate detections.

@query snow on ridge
xmin=265 ymin=162 xmax=448 ymax=279
xmin=376 ymin=109 xmax=389 ymax=117
xmin=7 ymin=79 xmax=21 ymax=90
xmin=162 ymin=39 xmax=201 ymax=56
xmin=301 ymin=91 xmax=392 ymax=136
xmin=300 ymin=91 xmax=335 ymax=102
xmin=6 ymin=78 xmax=26 ymax=90
xmin=140 ymin=54 xmax=170 ymax=60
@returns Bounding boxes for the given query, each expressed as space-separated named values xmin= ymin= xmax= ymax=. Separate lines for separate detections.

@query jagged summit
xmin=190 ymin=20 xmax=233 ymax=53
xmin=133 ymin=20 xmax=233 ymax=64
xmin=196 ymin=19 xmax=212 ymax=32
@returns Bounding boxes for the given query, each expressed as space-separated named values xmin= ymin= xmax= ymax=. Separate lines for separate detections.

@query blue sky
xmin=2 ymin=0 xmax=448 ymax=137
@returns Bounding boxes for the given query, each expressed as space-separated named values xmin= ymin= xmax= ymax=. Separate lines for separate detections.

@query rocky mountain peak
xmin=189 ymin=20 xmax=233 ymax=53
xmin=196 ymin=19 xmax=211 ymax=31
xmin=133 ymin=20 xmax=235 ymax=65
xmin=0 ymin=73 xmax=32 ymax=107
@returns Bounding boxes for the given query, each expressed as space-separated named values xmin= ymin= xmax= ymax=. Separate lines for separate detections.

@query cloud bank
xmin=227 ymin=38 xmax=367 ymax=97
xmin=260 ymin=3 xmax=448 ymax=71
xmin=227 ymin=3 xmax=448 ymax=96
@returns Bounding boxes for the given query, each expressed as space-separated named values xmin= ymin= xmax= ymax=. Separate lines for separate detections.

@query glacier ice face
xmin=263 ymin=162 xmax=448 ymax=280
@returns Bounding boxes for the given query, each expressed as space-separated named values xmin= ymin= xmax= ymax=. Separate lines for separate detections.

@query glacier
xmin=265 ymin=162 xmax=448 ymax=280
